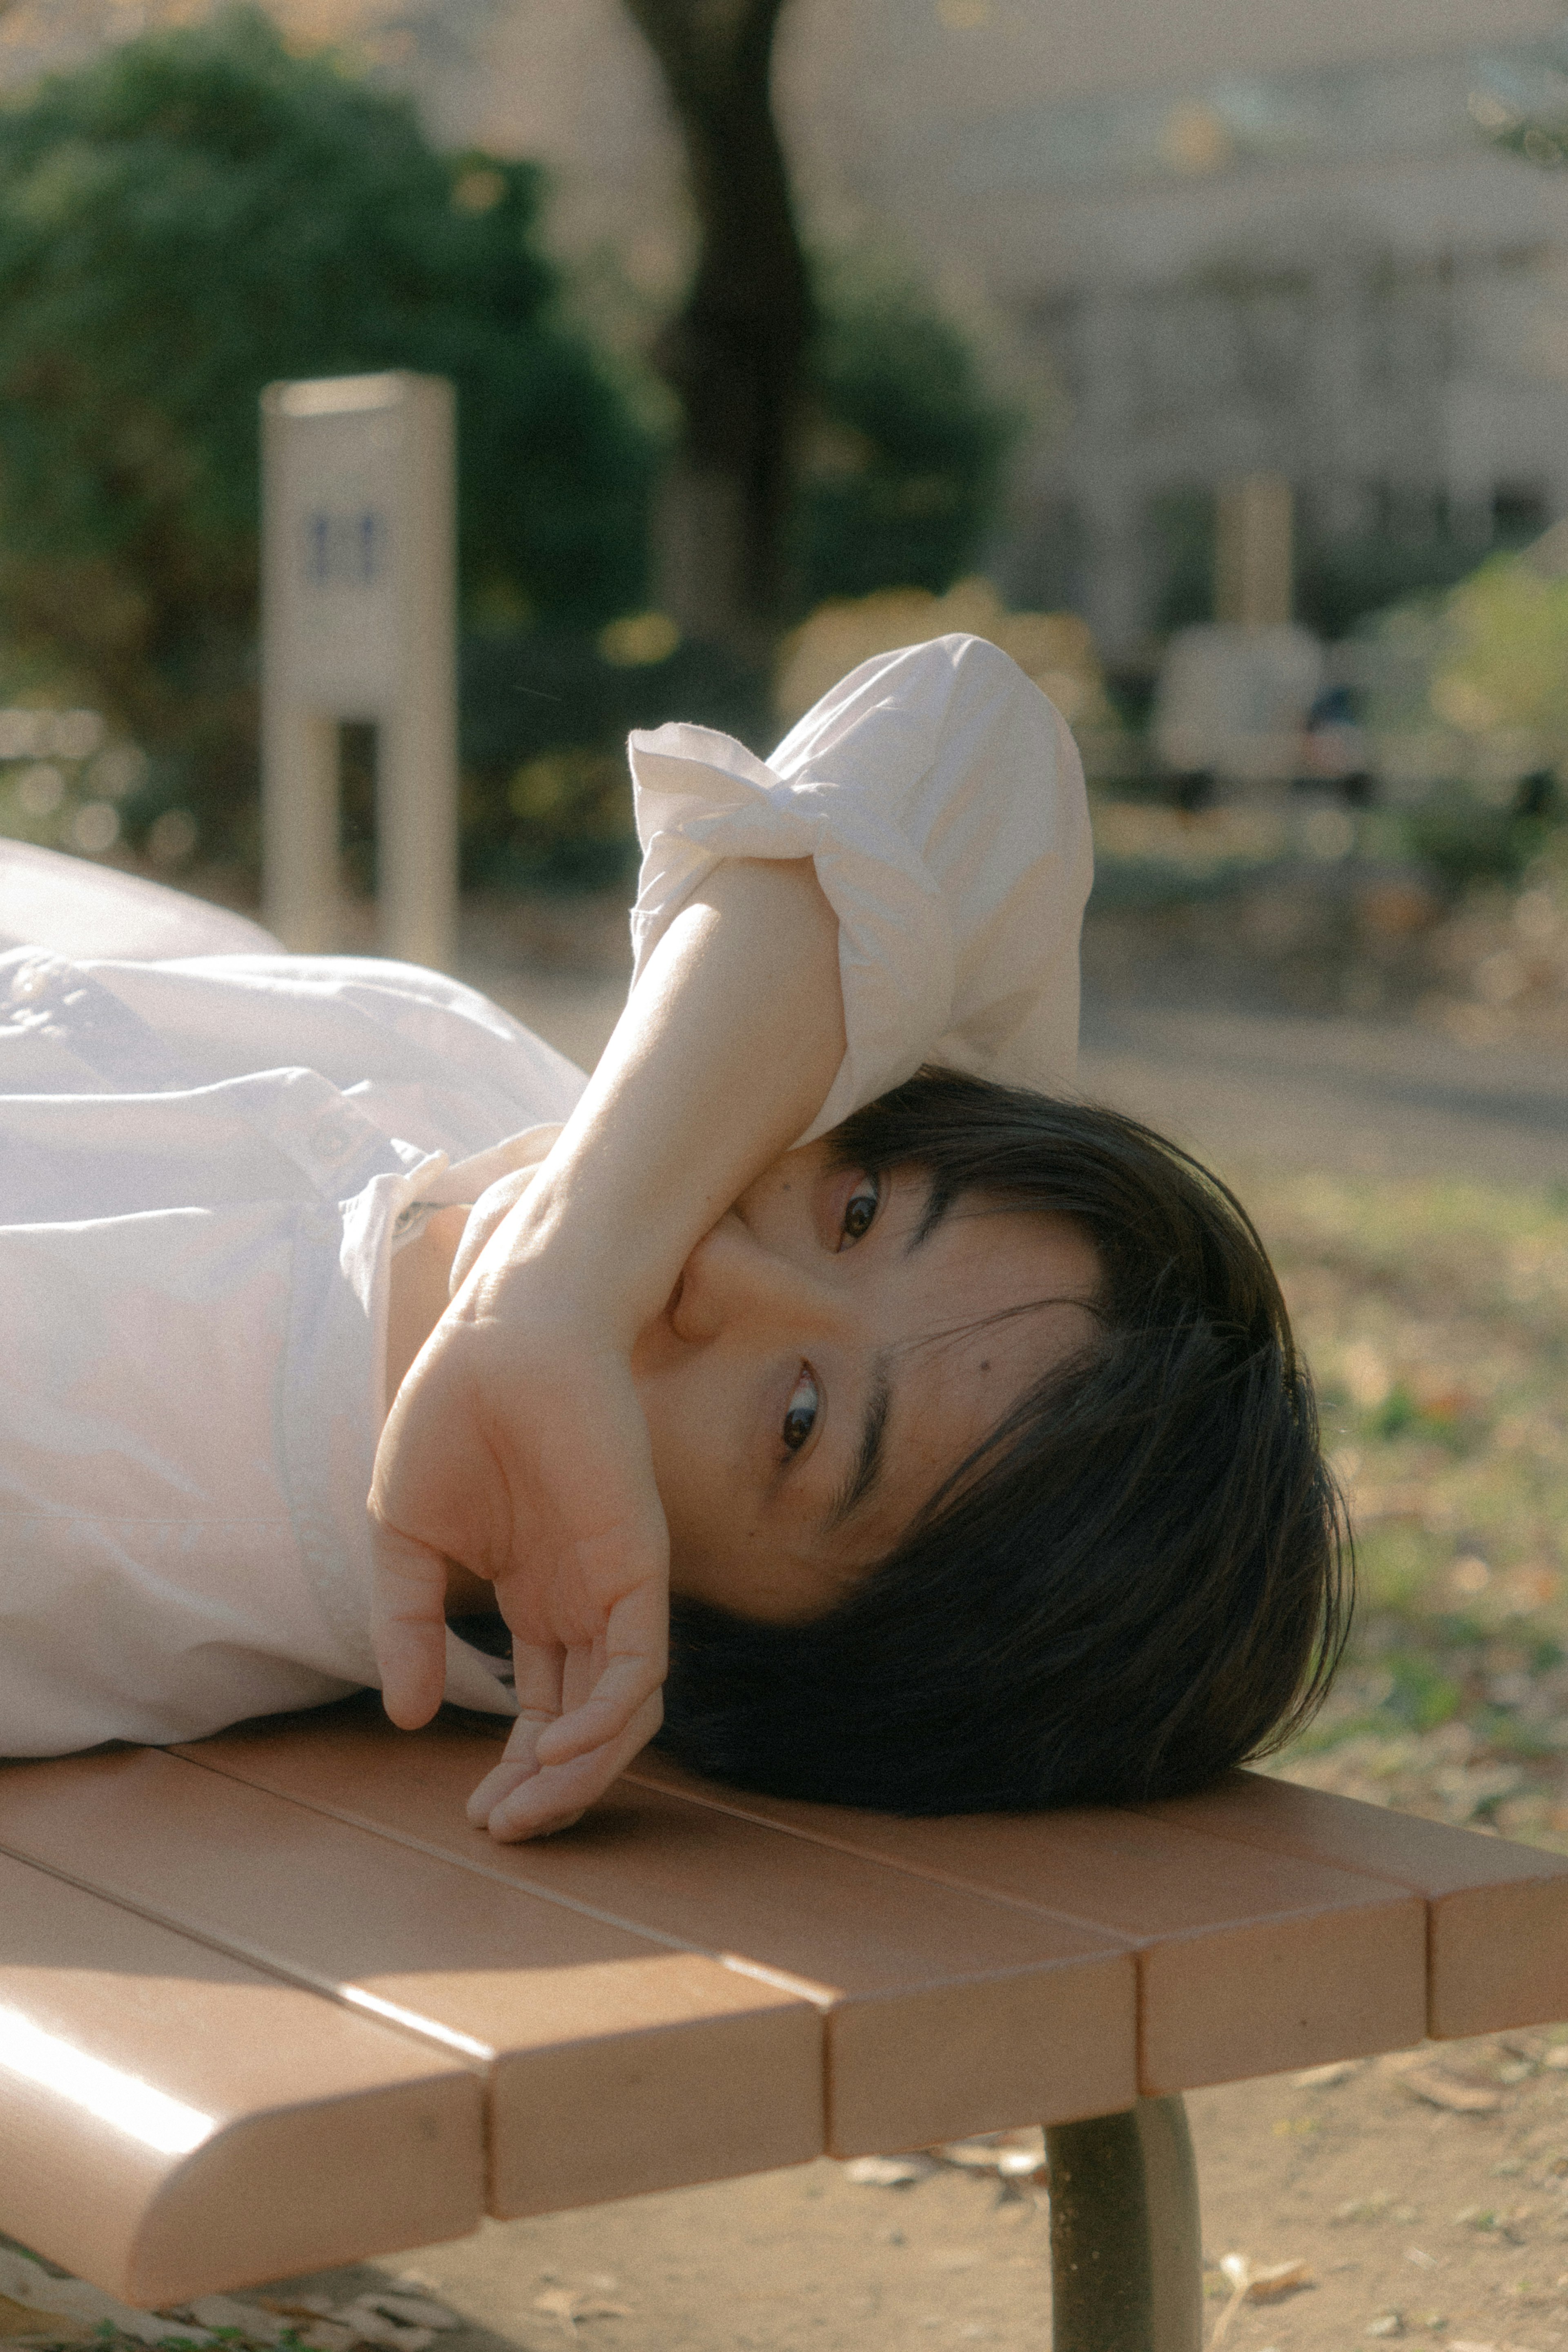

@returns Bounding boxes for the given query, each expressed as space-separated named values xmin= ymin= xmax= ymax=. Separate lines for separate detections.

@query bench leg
xmin=1044 ymin=2094 xmax=1202 ymax=2352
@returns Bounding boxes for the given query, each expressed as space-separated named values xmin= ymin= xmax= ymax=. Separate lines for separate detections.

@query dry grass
xmin=1233 ymin=1166 xmax=1568 ymax=1847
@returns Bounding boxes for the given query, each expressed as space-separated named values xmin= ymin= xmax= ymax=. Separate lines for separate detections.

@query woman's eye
xmin=782 ymin=1365 xmax=820 ymax=1454
xmin=839 ymin=1174 xmax=880 ymax=1248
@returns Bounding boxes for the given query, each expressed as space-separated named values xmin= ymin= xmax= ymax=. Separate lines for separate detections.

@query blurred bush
xmin=1404 ymin=786 xmax=1557 ymax=893
xmin=1296 ymin=533 xmax=1497 ymax=644
xmin=1151 ymin=488 xmax=1538 ymax=644
xmin=460 ymin=625 xmax=768 ymax=892
xmin=792 ymin=262 xmax=1017 ymax=611
xmin=1356 ymin=541 xmax=1568 ymax=834
xmin=1432 ymin=548 xmax=1568 ymax=776
xmin=0 ymin=5 xmax=655 ymax=865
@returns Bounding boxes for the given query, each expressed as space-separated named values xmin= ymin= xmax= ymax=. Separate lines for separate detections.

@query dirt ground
xmin=249 ymin=2029 xmax=1565 ymax=2352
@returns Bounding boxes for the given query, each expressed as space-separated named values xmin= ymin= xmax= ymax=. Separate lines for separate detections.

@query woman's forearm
xmin=457 ymin=857 xmax=844 ymax=1341
xmin=370 ymin=855 xmax=844 ymax=1807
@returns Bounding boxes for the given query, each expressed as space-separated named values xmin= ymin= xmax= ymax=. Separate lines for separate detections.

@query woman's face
xmin=631 ymin=1144 xmax=1102 ymax=1624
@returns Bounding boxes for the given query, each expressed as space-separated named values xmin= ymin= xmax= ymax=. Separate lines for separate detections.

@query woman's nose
xmin=670 ymin=1216 xmax=836 ymax=1347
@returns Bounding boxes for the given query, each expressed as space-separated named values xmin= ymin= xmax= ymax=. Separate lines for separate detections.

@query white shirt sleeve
xmin=626 ymin=633 xmax=1093 ymax=1144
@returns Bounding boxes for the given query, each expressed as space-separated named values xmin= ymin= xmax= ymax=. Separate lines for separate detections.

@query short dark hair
xmin=657 ymin=1067 xmax=1351 ymax=1813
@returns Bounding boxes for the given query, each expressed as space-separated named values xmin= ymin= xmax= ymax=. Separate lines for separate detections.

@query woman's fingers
xmin=367 ymin=1521 xmax=452 ymax=1729
xmin=533 ymin=1581 xmax=668 ymax=1766
xmin=532 ymin=1655 xmax=664 ymax=1767
xmin=483 ymin=1690 xmax=665 ymax=1843
xmin=465 ymin=1697 xmax=557 ymax=1824
xmin=512 ymin=1637 xmax=568 ymax=1722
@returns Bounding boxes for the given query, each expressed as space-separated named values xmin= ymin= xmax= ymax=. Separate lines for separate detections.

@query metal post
xmin=1045 ymin=2094 xmax=1202 ymax=2352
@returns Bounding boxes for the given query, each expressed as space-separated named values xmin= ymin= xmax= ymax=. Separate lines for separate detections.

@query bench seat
xmin=2 ymin=1695 xmax=1565 ymax=2310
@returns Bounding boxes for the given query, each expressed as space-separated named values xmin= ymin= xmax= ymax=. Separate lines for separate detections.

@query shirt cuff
xmin=627 ymin=722 xmax=953 ymax=1145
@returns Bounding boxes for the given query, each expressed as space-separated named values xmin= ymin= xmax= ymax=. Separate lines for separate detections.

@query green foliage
xmin=1405 ymin=787 xmax=1555 ymax=892
xmin=1471 ymin=36 xmax=1568 ymax=172
xmin=1295 ymin=532 xmax=1493 ymax=643
xmin=1152 ymin=499 xmax=1521 ymax=643
xmin=793 ymin=265 xmax=1016 ymax=609
xmin=1435 ymin=553 xmax=1568 ymax=769
xmin=0 ymin=5 xmax=654 ymax=855
xmin=459 ymin=625 xmax=768 ymax=890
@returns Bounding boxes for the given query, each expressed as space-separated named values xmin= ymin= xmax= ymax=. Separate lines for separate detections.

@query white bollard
xmin=261 ymin=372 xmax=457 ymax=970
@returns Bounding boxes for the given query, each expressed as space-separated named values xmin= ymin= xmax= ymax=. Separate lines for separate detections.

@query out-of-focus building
xmin=9 ymin=0 xmax=1568 ymax=660
xmin=796 ymin=0 xmax=1568 ymax=660
xmin=872 ymin=3 xmax=1568 ymax=662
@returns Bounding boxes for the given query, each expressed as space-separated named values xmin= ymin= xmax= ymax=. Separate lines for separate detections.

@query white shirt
xmin=0 ymin=634 xmax=1091 ymax=1757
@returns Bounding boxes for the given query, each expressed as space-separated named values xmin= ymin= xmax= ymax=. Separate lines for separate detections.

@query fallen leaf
xmin=1247 ymin=2261 xmax=1312 ymax=2301
xmin=188 ymin=2301 xmax=291 ymax=2345
xmin=933 ymin=2130 xmax=1047 ymax=2181
xmin=844 ymin=2155 xmax=935 ymax=2187
xmin=0 ymin=2296 xmax=91 ymax=2344
xmin=1365 ymin=2319 xmax=1403 ymax=2340
xmin=332 ymin=2309 xmax=436 ymax=2352
xmin=530 ymin=2291 xmax=630 ymax=2338
xmin=355 ymin=2303 xmax=458 ymax=2334
xmin=1210 ymin=2260 xmax=1250 ymax=2345
xmin=0 ymin=2258 xmax=203 ymax=2350
xmin=1403 ymin=2068 xmax=1503 ymax=2114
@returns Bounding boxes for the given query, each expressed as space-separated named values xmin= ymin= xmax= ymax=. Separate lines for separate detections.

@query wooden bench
xmin=2 ymin=1696 xmax=1566 ymax=2352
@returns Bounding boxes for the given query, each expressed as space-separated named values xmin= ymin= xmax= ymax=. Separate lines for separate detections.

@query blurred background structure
xmin=0 ymin=0 xmax=1562 ymax=896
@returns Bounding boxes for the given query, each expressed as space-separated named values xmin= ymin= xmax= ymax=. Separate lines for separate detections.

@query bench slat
xmin=0 ymin=1848 xmax=479 ymax=2309
xmin=0 ymin=1748 xmax=822 ymax=2218
xmin=171 ymin=1710 xmax=1138 ymax=2154
xmin=623 ymin=1752 xmax=1428 ymax=2094
xmin=1136 ymin=1771 xmax=1568 ymax=2039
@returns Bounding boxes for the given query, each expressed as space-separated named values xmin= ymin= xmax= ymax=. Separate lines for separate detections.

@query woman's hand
xmin=368 ymin=858 xmax=847 ymax=1841
xmin=369 ymin=1193 xmax=670 ymax=1842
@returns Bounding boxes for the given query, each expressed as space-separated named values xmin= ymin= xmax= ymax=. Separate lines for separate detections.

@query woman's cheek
xmin=636 ymin=1359 xmax=715 ymax=1562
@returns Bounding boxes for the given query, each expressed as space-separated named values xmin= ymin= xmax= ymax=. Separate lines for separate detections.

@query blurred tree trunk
xmin=622 ymin=0 xmax=812 ymax=662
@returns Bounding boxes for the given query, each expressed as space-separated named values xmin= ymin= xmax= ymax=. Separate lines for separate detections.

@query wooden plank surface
xmin=1139 ymin=1770 xmax=1568 ymax=2039
xmin=0 ymin=1748 xmax=822 ymax=2218
xmin=173 ymin=1708 xmax=1138 ymax=2154
xmin=0 ymin=1846 xmax=479 ymax=2308
xmin=624 ymin=1753 xmax=1428 ymax=2094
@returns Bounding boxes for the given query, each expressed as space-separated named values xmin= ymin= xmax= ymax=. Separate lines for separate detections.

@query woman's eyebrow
xmin=823 ymin=1359 xmax=891 ymax=1534
xmin=905 ymin=1180 xmax=955 ymax=1255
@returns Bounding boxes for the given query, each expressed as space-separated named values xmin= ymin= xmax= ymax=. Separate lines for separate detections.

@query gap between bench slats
xmin=167 ymin=1717 xmax=1135 ymax=2152
xmin=0 ymin=1748 xmax=820 ymax=2217
xmin=173 ymin=1703 xmax=1420 ymax=2107
xmin=628 ymin=1751 xmax=1568 ymax=2049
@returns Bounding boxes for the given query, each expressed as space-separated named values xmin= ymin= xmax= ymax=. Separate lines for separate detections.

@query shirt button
xmin=312 ymin=1108 xmax=358 ymax=1161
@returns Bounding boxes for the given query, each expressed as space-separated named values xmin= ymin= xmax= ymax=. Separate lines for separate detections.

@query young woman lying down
xmin=0 ymin=635 xmax=1348 ymax=1840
